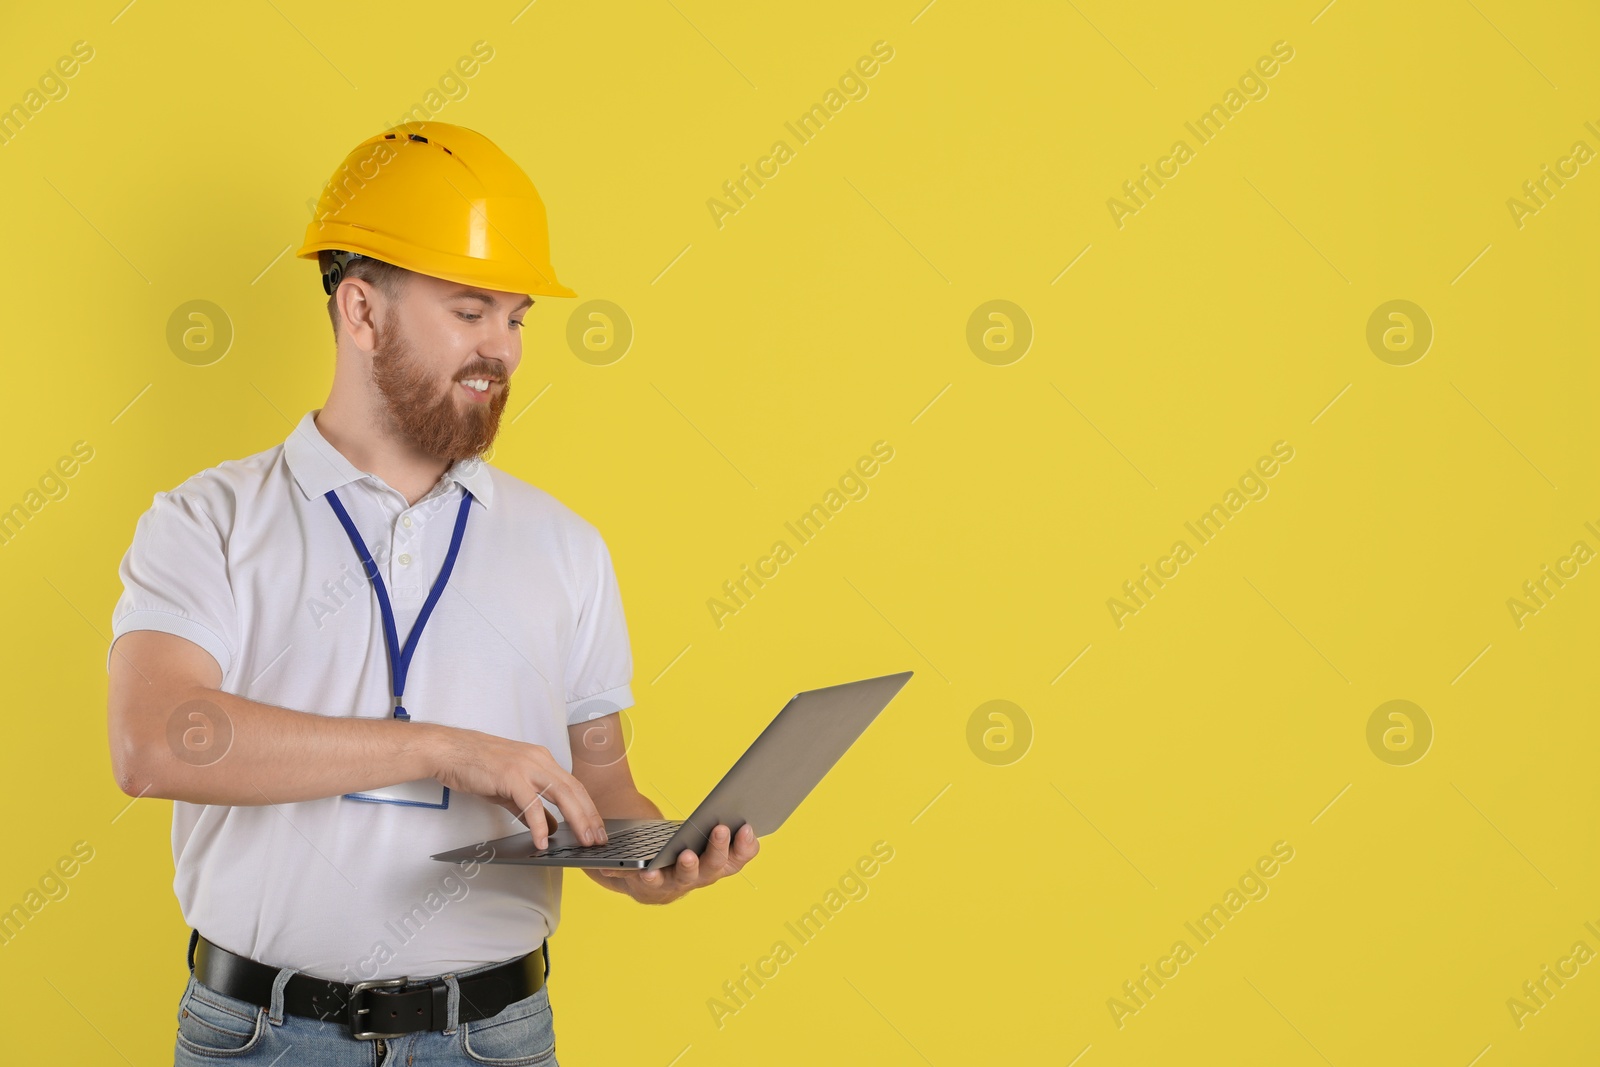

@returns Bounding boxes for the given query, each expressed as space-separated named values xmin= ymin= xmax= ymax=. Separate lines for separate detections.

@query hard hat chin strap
xmin=320 ymin=249 xmax=366 ymax=296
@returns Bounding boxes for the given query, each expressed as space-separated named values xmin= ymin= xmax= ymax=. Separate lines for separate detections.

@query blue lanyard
xmin=323 ymin=486 xmax=474 ymax=721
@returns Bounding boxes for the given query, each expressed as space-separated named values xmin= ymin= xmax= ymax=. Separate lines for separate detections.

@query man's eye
xmin=457 ymin=312 xmax=524 ymax=329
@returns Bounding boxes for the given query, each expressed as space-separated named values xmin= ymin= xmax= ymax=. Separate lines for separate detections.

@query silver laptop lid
xmin=670 ymin=670 xmax=914 ymax=842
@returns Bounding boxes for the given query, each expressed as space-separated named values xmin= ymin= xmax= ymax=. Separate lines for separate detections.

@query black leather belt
xmin=189 ymin=930 xmax=548 ymax=1040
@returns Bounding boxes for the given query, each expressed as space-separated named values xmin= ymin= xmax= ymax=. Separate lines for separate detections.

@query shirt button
xmin=398 ymin=554 xmax=412 ymax=566
xmin=402 ymin=515 xmax=412 ymax=528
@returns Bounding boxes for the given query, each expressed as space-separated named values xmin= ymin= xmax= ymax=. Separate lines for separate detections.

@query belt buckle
xmin=348 ymin=976 xmax=409 ymax=1040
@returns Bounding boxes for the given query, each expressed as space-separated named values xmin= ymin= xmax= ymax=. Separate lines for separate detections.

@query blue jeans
xmin=174 ymin=929 xmax=559 ymax=1066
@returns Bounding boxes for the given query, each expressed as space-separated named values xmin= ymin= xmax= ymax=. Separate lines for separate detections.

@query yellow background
xmin=1 ymin=0 xmax=1596 ymax=1063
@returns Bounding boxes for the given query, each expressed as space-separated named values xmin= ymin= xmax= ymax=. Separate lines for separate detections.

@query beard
xmin=370 ymin=310 xmax=509 ymax=462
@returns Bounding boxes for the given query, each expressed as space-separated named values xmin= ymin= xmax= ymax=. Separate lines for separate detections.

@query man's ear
xmin=337 ymin=279 xmax=384 ymax=353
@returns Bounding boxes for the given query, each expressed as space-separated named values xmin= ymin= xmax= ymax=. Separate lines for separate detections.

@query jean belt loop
xmin=268 ymin=967 xmax=299 ymax=1026
xmin=442 ymin=973 xmax=462 ymax=1034
xmin=186 ymin=929 xmax=200 ymax=975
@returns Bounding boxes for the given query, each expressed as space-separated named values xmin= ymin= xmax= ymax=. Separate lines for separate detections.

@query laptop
xmin=430 ymin=670 xmax=913 ymax=870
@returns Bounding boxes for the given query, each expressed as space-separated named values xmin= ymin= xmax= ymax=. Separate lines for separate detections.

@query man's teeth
xmin=463 ymin=378 xmax=490 ymax=391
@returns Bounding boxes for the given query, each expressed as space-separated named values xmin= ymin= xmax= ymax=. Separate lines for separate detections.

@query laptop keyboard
xmin=538 ymin=820 xmax=685 ymax=859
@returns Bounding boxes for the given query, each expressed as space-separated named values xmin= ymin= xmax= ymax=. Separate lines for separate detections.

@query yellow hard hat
xmin=296 ymin=122 xmax=576 ymax=299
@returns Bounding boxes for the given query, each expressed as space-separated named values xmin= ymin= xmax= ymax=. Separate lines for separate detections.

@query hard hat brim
xmin=297 ymin=232 xmax=577 ymax=299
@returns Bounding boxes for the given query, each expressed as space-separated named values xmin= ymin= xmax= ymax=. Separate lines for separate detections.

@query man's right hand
xmin=423 ymin=724 xmax=608 ymax=850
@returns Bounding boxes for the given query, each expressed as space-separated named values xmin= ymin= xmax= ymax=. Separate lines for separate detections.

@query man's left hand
xmin=592 ymin=823 xmax=759 ymax=904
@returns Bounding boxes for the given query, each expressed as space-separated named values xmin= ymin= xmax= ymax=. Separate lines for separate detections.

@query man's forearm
xmin=120 ymin=685 xmax=444 ymax=806
xmin=592 ymin=785 xmax=662 ymax=821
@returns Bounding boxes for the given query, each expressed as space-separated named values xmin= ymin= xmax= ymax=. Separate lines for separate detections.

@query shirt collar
xmin=284 ymin=409 xmax=494 ymax=510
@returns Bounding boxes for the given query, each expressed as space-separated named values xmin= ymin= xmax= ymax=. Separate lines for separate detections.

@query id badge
xmin=343 ymin=779 xmax=450 ymax=809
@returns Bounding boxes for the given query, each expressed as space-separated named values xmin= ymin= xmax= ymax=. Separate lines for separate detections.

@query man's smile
xmin=458 ymin=377 xmax=496 ymax=402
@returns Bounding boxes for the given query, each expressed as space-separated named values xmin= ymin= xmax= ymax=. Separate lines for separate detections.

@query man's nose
xmin=478 ymin=349 xmax=515 ymax=381
xmin=479 ymin=324 xmax=520 ymax=372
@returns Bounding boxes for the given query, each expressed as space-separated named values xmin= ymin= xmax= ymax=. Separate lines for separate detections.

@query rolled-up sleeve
xmin=107 ymin=487 xmax=237 ymax=681
xmin=564 ymin=527 xmax=635 ymax=725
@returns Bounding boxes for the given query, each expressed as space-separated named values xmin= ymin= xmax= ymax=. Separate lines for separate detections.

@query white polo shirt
xmin=107 ymin=408 xmax=634 ymax=982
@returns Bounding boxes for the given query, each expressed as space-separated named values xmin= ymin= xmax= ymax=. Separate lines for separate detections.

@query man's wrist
xmin=405 ymin=720 xmax=448 ymax=781
xmin=583 ymin=867 xmax=634 ymax=894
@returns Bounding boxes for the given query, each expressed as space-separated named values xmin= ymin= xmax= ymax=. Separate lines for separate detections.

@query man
xmin=106 ymin=122 xmax=757 ymax=1066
